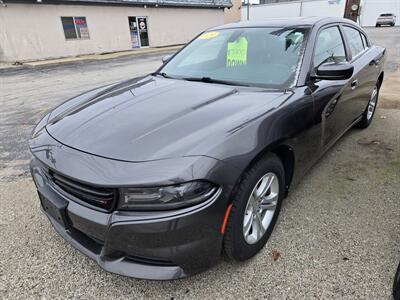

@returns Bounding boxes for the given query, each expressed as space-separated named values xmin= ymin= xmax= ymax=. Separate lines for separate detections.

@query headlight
xmin=119 ymin=181 xmax=218 ymax=210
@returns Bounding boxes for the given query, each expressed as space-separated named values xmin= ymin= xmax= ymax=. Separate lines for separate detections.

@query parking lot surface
xmin=0 ymin=27 xmax=399 ymax=299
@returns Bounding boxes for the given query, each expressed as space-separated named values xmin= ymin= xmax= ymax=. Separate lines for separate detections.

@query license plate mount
xmin=39 ymin=192 xmax=69 ymax=229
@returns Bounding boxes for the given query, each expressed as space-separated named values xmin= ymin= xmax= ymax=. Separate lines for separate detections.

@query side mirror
xmin=162 ymin=54 xmax=172 ymax=64
xmin=312 ymin=62 xmax=354 ymax=80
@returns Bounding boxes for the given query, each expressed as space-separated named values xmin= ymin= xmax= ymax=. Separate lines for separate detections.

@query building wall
xmin=241 ymin=0 xmax=346 ymax=21
xmin=0 ymin=3 xmax=224 ymax=62
xmin=224 ymin=0 xmax=242 ymax=23
xmin=260 ymin=0 xmax=300 ymax=4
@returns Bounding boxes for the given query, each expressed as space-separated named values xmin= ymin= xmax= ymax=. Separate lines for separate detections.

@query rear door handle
xmin=351 ymin=79 xmax=358 ymax=90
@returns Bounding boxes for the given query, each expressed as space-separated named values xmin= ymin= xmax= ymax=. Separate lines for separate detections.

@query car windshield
xmin=159 ymin=27 xmax=309 ymax=89
xmin=380 ymin=14 xmax=393 ymax=17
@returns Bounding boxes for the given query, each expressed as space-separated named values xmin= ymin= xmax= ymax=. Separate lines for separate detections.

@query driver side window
xmin=314 ymin=26 xmax=347 ymax=67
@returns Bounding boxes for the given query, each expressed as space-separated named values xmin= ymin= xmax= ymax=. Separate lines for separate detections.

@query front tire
xmin=394 ymin=262 xmax=400 ymax=300
xmin=355 ymin=83 xmax=380 ymax=129
xmin=223 ymin=153 xmax=285 ymax=261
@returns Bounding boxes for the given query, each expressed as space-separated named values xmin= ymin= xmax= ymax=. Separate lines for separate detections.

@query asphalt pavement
xmin=0 ymin=27 xmax=399 ymax=299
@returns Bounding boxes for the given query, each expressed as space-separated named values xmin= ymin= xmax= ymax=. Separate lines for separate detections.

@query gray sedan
xmin=30 ymin=17 xmax=385 ymax=280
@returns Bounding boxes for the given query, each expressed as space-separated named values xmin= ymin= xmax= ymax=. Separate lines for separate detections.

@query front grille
xmin=45 ymin=168 xmax=118 ymax=212
xmin=126 ymin=255 xmax=176 ymax=267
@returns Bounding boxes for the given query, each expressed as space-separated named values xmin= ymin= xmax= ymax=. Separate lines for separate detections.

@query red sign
xmin=74 ymin=19 xmax=86 ymax=25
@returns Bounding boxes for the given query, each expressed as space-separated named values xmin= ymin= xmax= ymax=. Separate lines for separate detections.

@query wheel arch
xmin=378 ymin=71 xmax=384 ymax=88
xmin=230 ymin=142 xmax=296 ymax=199
xmin=271 ymin=145 xmax=295 ymax=196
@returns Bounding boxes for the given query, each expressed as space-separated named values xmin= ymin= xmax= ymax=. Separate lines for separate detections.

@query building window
xmin=61 ymin=17 xmax=90 ymax=40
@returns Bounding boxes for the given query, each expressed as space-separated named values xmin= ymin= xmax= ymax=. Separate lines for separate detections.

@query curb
xmin=0 ymin=45 xmax=183 ymax=71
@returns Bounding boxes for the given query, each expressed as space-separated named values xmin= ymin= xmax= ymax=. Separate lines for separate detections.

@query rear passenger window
xmin=343 ymin=26 xmax=365 ymax=57
xmin=314 ymin=26 xmax=347 ymax=67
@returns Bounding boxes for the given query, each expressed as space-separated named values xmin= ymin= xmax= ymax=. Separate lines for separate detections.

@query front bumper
xmin=28 ymin=129 xmax=241 ymax=279
xmin=31 ymin=157 xmax=227 ymax=279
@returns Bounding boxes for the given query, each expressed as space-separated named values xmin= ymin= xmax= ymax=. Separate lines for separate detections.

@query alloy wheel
xmin=243 ymin=172 xmax=279 ymax=244
xmin=367 ymin=86 xmax=378 ymax=121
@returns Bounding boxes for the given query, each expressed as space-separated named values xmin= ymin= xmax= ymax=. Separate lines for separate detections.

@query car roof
xmin=211 ymin=16 xmax=358 ymax=30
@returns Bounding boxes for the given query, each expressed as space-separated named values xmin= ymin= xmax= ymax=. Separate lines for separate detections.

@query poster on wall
xmin=137 ymin=17 xmax=149 ymax=47
xmin=74 ymin=17 xmax=90 ymax=39
xmin=128 ymin=17 xmax=140 ymax=48
xmin=130 ymin=31 xmax=140 ymax=48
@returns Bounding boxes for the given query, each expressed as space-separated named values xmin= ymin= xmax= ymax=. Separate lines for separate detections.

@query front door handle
xmin=351 ymin=79 xmax=358 ymax=90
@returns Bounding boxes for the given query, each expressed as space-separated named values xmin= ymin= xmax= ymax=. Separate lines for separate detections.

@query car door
xmin=361 ymin=31 xmax=386 ymax=95
xmin=341 ymin=25 xmax=376 ymax=120
xmin=310 ymin=24 xmax=356 ymax=147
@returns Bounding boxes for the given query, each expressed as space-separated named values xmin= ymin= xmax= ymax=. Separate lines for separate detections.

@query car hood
xmin=46 ymin=76 xmax=288 ymax=162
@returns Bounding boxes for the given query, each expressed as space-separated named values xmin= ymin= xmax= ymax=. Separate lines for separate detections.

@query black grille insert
xmin=125 ymin=255 xmax=176 ymax=267
xmin=46 ymin=169 xmax=118 ymax=212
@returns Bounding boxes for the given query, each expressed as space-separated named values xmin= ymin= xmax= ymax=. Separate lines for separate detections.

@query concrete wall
xmin=360 ymin=0 xmax=400 ymax=26
xmin=241 ymin=0 xmax=346 ymax=21
xmin=0 ymin=3 xmax=224 ymax=62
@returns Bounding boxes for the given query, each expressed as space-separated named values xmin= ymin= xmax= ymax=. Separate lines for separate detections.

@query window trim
xmin=360 ymin=32 xmax=369 ymax=49
xmin=61 ymin=16 xmax=90 ymax=41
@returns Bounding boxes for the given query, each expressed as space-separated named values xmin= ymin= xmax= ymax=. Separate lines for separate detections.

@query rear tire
xmin=355 ymin=82 xmax=380 ymax=129
xmin=223 ymin=153 xmax=285 ymax=261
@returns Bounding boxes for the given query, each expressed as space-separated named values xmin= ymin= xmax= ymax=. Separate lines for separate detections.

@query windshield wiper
xmin=152 ymin=73 xmax=250 ymax=87
xmin=152 ymin=72 xmax=175 ymax=79
xmin=182 ymin=76 xmax=250 ymax=87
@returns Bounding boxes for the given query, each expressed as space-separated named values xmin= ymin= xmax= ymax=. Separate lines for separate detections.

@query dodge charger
xmin=30 ymin=17 xmax=385 ymax=280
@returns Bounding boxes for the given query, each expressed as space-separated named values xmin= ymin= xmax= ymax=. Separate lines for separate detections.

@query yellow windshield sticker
xmin=198 ymin=31 xmax=220 ymax=40
xmin=226 ymin=37 xmax=248 ymax=67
